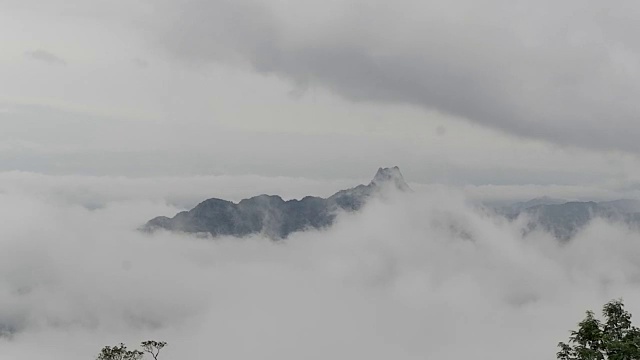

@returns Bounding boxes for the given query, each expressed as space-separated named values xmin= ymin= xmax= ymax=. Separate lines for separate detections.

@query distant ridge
xmin=501 ymin=198 xmax=640 ymax=240
xmin=143 ymin=167 xmax=411 ymax=239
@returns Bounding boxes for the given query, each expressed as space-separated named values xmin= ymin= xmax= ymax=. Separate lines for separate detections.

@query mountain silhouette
xmin=502 ymin=199 xmax=640 ymax=240
xmin=143 ymin=167 xmax=410 ymax=239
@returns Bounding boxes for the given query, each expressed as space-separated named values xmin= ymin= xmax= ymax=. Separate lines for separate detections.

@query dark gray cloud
xmin=152 ymin=0 xmax=640 ymax=153
xmin=24 ymin=49 xmax=67 ymax=66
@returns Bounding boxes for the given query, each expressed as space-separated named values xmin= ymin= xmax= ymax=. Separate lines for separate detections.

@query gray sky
xmin=2 ymin=0 xmax=640 ymax=199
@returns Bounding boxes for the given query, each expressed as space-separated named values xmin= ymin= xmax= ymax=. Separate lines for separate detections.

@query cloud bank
xmin=2 ymin=173 xmax=640 ymax=359
xmin=152 ymin=0 xmax=640 ymax=153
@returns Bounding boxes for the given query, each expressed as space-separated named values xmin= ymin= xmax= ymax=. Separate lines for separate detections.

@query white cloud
xmin=1 ymin=174 xmax=640 ymax=359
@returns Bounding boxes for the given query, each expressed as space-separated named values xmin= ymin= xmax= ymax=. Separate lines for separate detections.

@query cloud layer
xmin=153 ymin=0 xmax=640 ymax=152
xmin=4 ymin=2 xmax=640 ymax=187
xmin=2 ymin=173 xmax=640 ymax=359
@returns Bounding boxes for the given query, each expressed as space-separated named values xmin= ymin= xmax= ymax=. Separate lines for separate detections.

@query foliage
xmin=141 ymin=340 xmax=167 ymax=360
xmin=97 ymin=343 xmax=143 ymax=360
xmin=557 ymin=299 xmax=640 ymax=360
xmin=97 ymin=341 xmax=166 ymax=360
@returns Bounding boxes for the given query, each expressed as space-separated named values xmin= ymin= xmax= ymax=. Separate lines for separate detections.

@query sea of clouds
xmin=1 ymin=172 xmax=640 ymax=359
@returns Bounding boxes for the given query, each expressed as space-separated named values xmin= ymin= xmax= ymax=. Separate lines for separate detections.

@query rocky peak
xmin=370 ymin=166 xmax=411 ymax=191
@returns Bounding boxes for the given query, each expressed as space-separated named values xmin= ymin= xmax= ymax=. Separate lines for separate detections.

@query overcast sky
xmin=6 ymin=3 xmax=640 ymax=359
xmin=2 ymin=0 xmax=640 ymax=198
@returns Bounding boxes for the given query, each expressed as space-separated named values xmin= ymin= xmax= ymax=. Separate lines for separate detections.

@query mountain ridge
xmin=143 ymin=167 xmax=411 ymax=239
xmin=502 ymin=198 xmax=640 ymax=240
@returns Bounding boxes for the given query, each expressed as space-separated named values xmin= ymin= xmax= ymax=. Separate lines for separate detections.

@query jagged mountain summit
xmin=143 ymin=167 xmax=411 ymax=239
xmin=370 ymin=166 xmax=412 ymax=192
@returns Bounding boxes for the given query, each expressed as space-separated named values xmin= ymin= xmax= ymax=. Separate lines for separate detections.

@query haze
xmin=2 ymin=1 xmax=640 ymax=359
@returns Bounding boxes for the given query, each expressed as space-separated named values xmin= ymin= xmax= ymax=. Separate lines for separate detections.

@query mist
xmin=4 ymin=0 xmax=640 ymax=358
xmin=1 ymin=173 xmax=640 ymax=360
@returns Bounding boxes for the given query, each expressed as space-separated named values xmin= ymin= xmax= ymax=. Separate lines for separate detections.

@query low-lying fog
xmin=1 ymin=172 xmax=640 ymax=359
